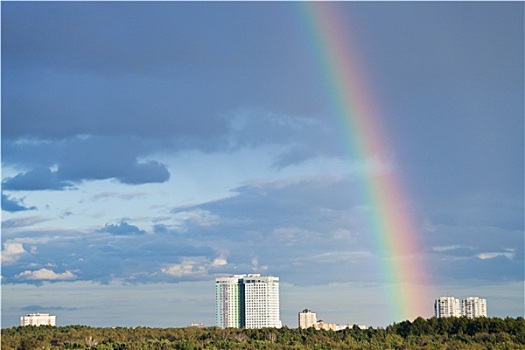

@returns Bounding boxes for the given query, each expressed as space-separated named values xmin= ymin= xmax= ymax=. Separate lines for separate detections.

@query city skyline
xmin=2 ymin=2 xmax=523 ymax=328
xmin=14 ymin=287 xmax=492 ymax=329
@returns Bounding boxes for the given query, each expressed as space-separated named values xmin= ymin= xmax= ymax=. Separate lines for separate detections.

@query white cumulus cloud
xmin=162 ymin=256 xmax=229 ymax=277
xmin=161 ymin=258 xmax=208 ymax=277
xmin=17 ymin=268 xmax=76 ymax=281
xmin=172 ymin=209 xmax=220 ymax=231
xmin=477 ymin=251 xmax=515 ymax=260
xmin=1 ymin=243 xmax=28 ymax=264
xmin=212 ymin=257 xmax=228 ymax=267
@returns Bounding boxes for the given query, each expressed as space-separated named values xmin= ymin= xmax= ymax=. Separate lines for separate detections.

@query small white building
xmin=20 ymin=313 xmax=56 ymax=326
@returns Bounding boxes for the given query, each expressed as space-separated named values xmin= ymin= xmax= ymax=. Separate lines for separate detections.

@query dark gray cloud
xmin=425 ymin=224 xmax=523 ymax=257
xmin=168 ymin=177 xmax=523 ymax=286
xmin=2 ymin=2 xmax=321 ymax=142
xmin=153 ymin=224 xmax=168 ymax=235
xmin=5 ymin=2 xmax=520 ymax=192
xmin=424 ymin=221 xmax=524 ymax=284
xmin=3 ymin=136 xmax=171 ymax=190
xmin=192 ymin=177 xmax=361 ymax=226
xmin=2 ymin=112 xmax=338 ymax=191
xmin=21 ymin=305 xmax=78 ymax=312
xmin=119 ymin=161 xmax=170 ymax=185
xmin=2 ymin=2 xmax=205 ymax=77
xmin=2 ymin=168 xmax=73 ymax=191
xmin=2 ymin=162 xmax=169 ymax=191
xmin=1 ymin=194 xmax=36 ymax=212
xmin=98 ymin=221 xmax=146 ymax=235
xmin=431 ymin=255 xmax=523 ymax=285
xmin=2 ymin=216 xmax=49 ymax=230
xmin=229 ymin=112 xmax=342 ymax=168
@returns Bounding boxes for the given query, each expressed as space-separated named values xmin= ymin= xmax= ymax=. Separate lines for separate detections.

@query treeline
xmin=2 ymin=317 xmax=524 ymax=350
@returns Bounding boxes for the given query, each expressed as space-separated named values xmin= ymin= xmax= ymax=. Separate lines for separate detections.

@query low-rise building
xmin=299 ymin=308 xmax=362 ymax=331
xmin=20 ymin=313 xmax=56 ymax=326
xmin=314 ymin=320 xmax=337 ymax=331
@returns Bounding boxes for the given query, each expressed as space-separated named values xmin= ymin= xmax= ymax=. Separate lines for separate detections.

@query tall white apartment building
xmin=20 ymin=313 xmax=56 ymax=326
xmin=298 ymin=309 xmax=317 ymax=329
xmin=244 ymin=275 xmax=281 ymax=329
xmin=434 ymin=297 xmax=461 ymax=318
xmin=462 ymin=297 xmax=487 ymax=318
xmin=216 ymin=275 xmax=245 ymax=328
xmin=216 ymin=274 xmax=281 ymax=329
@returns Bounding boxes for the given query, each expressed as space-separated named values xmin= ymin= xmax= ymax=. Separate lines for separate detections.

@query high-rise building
xmin=462 ymin=297 xmax=487 ymax=318
xmin=215 ymin=274 xmax=281 ymax=329
xmin=20 ymin=313 xmax=56 ymax=326
xmin=243 ymin=275 xmax=281 ymax=329
xmin=216 ymin=275 xmax=245 ymax=328
xmin=298 ymin=309 xmax=317 ymax=329
xmin=434 ymin=297 xmax=461 ymax=318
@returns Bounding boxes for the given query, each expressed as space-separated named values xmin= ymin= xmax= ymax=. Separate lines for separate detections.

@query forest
xmin=2 ymin=316 xmax=524 ymax=350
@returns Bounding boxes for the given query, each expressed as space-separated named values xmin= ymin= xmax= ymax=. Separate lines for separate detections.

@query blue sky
xmin=1 ymin=1 xmax=523 ymax=328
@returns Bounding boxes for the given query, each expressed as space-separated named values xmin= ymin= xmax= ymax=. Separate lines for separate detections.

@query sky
xmin=1 ymin=1 xmax=523 ymax=328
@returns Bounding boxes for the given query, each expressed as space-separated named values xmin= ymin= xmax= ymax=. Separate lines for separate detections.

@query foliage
xmin=2 ymin=317 xmax=524 ymax=350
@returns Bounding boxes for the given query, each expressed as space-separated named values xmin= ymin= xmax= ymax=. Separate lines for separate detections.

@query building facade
xmin=434 ymin=297 xmax=461 ymax=318
xmin=20 ymin=313 xmax=56 ymax=326
xmin=462 ymin=297 xmax=487 ymax=318
xmin=216 ymin=274 xmax=281 ymax=329
xmin=314 ymin=321 xmax=337 ymax=331
xmin=216 ymin=275 xmax=245 ymax=328
xmin=298 ymin=309 xmax=317 ymax=329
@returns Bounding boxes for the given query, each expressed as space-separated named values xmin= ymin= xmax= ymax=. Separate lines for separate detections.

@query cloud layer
xmin=2 ymin=177 xmax=522 ymax=289
xmin=1 ymin=194 xmax=36 ymax=212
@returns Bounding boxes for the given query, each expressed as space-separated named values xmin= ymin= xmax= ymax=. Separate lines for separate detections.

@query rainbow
xmin=297 ymin=2 xmax=429 ymax=322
